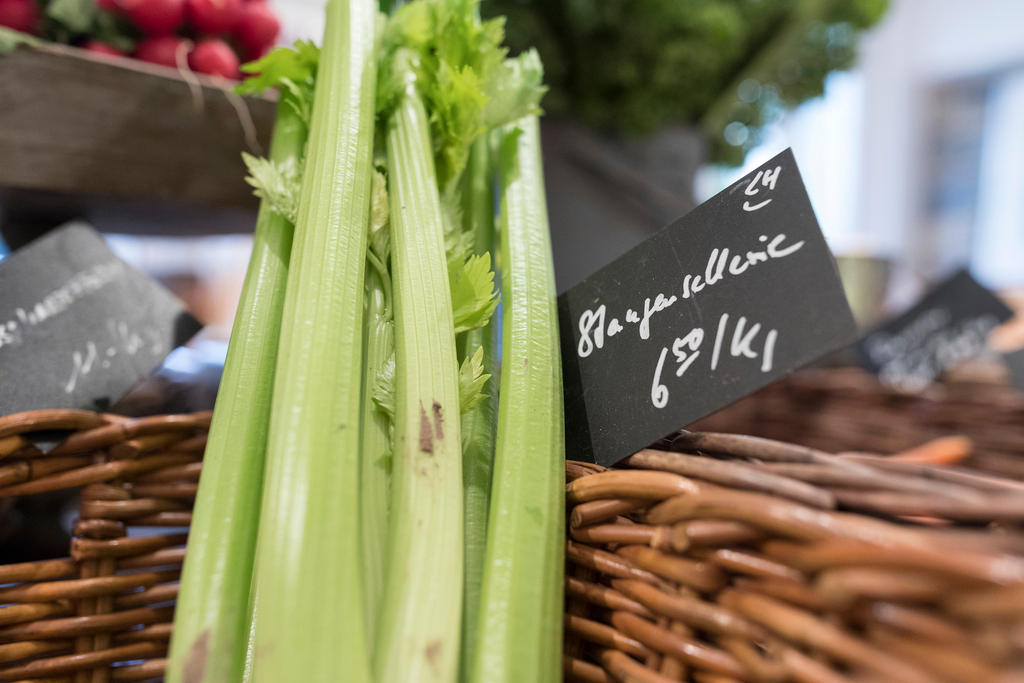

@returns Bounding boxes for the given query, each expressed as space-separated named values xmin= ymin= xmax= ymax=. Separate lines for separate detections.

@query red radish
xmin=136 ymin=35 xmax=191 ymax=69
xmin=189 ymin=38 xmax=239 ymax=78
xmin=95 ymin=0 xmax=119 ymax=11
xmin=84 ymin=40 xmax=125 ymax=57
xmin=186 ymin=0 xmax=242 ymax=34
xmin=235 ymin=0 xmax=279 ymax=56
xmin=116 ymin=0 xmax=185 ymax=34
xmin=0 ymin=0 xmax=37 ymax=33
xmin=247 ymin=42 xmax=272 ymax=61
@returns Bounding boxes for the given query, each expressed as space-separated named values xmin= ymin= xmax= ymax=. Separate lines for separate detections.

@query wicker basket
xmin=4 ymin=408 xmax=1024 ymax=681
xmin=564 ymin=431 xmax=1024 ymax=682
xmin=691 ymin=368 xmax=1024 ymax=479
xmin=0 ymin=409 xmax=210 ymax=682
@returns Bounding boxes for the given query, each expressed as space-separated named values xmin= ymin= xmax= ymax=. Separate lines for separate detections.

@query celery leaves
xmin=482 ymin=49 xmax=546 ymax=129
xmin=377 ymin=0 xmax=547 ymax=190
xmin=236 ymin=41 xmax=322 ymax=224
xmin=242 ymin=153 xmax=303 ymax=224
xmin=237 ymin=41 xmax=320 ymax=127
xmin=450 ymin=252 xmax=499 ymax=334
xmin=373 ymin=354 xmax=396 ymax=419
xmin=370 ymin=169 xmax=391 ymax=261
xmin=459 ymin=346 xmax=490 ymax=415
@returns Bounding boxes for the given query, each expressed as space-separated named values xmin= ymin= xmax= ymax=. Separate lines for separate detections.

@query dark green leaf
xmin=47 ymin=0 xmax=98 ymax=35
xmin=0 ymin=27 xmax=41 ymax=55
xmin=92 ymin=11 xmax=136 ymax=53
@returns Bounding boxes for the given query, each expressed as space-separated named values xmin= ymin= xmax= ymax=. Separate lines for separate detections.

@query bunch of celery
xmin=170 ymin=0 xmax=564 ymax=680
xmin=167 ymin=39 xmax=319 ymax=683
xmin=246 ymin=0 xmax=378 ymax=677
xmin=471 ymin=114 xmax=565 ymax=683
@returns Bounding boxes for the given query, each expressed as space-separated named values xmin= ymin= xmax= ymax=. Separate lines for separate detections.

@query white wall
xmin=701 ymin=0 xmax=1024 ymax=303
xmin=856 ymin=0 xmax=1024 ymax=298
xmin=271 ymin=0 xmax=328 ymax=45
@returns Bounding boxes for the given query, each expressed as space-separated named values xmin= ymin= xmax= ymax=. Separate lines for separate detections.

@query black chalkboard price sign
xmin=855 ymin=270 xmax=1013 ymax=391
xmin=558 ymin=149 xmax=857 ymax=466
xmin=1006 ymin=347 xmax=1024 ymax=393
xmin=0 ymin=223 xmax=201 ymax=416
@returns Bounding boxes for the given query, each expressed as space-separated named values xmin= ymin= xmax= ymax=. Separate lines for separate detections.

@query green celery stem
xmin=165 ymin=99 xmax=305 ymax=683
xmin=360 ymin=266 xmax=393 ymax=653
xmin=471 ymin=116 xmax=565 ymax=683
xmin=458 ymin=136 xmax=498 ymax=682
xmin=375 ymin=61 xmax=464 ymax=683
xmin=246 ymin=0 xmax=377 ymax=679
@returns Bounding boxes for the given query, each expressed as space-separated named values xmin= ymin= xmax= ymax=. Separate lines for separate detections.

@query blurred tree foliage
xmin=485 ymin=0 xmax=887 ymax=165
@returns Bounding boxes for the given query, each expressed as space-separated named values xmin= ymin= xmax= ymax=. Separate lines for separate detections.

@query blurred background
xmin=1 ymin=0 xmax=1022 ymax=366
xmin=2 ymin=0 xmax=1024 ymax=563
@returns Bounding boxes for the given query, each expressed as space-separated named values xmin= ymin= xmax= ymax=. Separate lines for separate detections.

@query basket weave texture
xmin=564 ymin=431 xmax=1024 ymax=682
xmin=0 ymin=409 xmax=210 ymax=682
xmin=3 ymin=407 xmax=1024 ymax=681
xmin=692 ymin=368 xmax=1024 ymax=479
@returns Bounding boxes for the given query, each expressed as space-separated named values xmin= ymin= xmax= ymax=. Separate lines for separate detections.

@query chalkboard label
xmin=855 ymin=269 xmax=1012 ymax=390
xmin=559 ymin=149 xmax=857 ymax=466
xmin=1003 ymin=347 xmax=1024 ymax=392
xmin=0 ymin=223 xmax=201 ymax=416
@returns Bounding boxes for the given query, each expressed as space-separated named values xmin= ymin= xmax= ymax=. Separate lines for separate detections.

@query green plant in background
xmin=37 ymin=0 xmax=136 ymax=52
xmin=484 ymin=0 xmax=887 ymax=165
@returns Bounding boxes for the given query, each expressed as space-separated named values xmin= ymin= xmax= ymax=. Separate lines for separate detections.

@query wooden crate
xmin=0 ymin=43 xmax=276 ymax=242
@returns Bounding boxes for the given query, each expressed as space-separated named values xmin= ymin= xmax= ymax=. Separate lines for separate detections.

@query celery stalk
xmin=471 ymin=116 xmax=565 ymax=683
xmin=458 ymin=136 xmax=498 ymax=681
xmin=166 ymin=99 xmax=305 ymax=683
xmin=360 ymin=257 xmax=393 ymax=651
xmin=246 ymin=0 xmax=377 ymax=679
xmin=360 ymin=168 xmax=394 ymax=647
xmin=375 ymin=53 xmax=464 ymax=683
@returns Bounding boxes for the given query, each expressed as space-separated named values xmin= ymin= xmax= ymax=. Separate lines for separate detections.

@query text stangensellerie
xmin=559 ymin=149 xmax=856 ymax=466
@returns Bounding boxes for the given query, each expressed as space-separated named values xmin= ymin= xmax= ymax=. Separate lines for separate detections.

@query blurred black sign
xmin=1006 ymin=348 xmax=1024 ymax=392
xmin=558 ymin=149 xmax=857 ymax=466
xmin=856 ymin=270 xmax=1012 ymax=390
xmin=0 ymin=223 xmax=200 ymax=416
